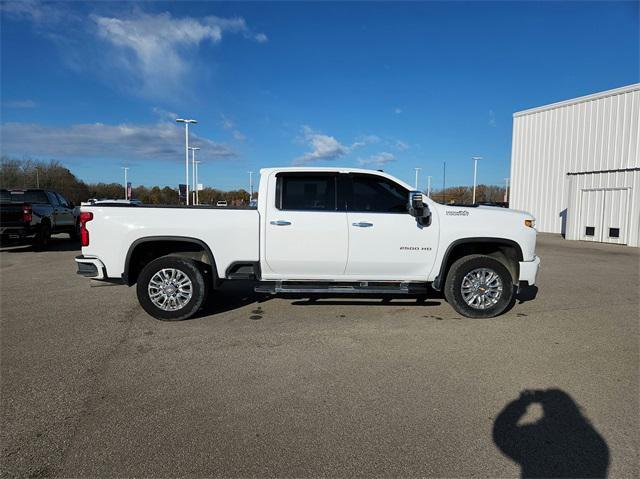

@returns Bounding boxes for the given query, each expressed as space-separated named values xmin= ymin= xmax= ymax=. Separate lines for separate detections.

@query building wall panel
xmin=510 ymin=84 xmax=640 ymax=244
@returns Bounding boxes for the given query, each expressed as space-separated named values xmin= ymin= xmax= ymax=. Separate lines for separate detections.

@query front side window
xmin=277 ymin=174 xmax=336 ymax=211
xmin=46 ymin=192 xmax=60 ymax=206
xmin=349 ymin=175 xmax=408 ymax=213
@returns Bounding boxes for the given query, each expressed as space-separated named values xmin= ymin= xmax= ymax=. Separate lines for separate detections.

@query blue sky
xmin=1 ymin=1 xmax=638 ymax=191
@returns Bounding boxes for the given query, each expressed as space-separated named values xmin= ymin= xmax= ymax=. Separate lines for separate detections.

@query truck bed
xmin=81 ymin=205 xmax=259 ymax=280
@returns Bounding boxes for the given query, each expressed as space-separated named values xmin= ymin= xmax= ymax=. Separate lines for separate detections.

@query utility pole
xmin=122 ymin=167 xmax=129 ymax=200
xmin=414 ymin=167 xmax=421 ymax=190
xmin=176 ymin=118 xmax=198 ymax=205
xmin=504 ymin=177 xmax=510 ymax=203
xmin=248 ymin=171 xmax=254 ymax=203
xmin=427 ymin=176 xmax=432 ymax=198
xmin=472 ymin=156 xmax=483 ymax=204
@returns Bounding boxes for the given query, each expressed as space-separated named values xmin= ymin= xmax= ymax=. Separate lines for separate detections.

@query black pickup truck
xmin=0 ymin=189 xmax=79 ymax=249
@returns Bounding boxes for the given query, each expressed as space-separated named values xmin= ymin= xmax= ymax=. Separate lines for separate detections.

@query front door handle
xmin=352 ymin=222 xmax=373 ymax=227
xmin=270 ymin=220 xmax=292 ymax=226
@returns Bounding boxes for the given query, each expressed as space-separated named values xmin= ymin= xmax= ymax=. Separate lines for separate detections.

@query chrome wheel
xmin=460 ymin=267 xmax=503 ymax=310
xmin=148 ymin=268 xmax=193 ymax=311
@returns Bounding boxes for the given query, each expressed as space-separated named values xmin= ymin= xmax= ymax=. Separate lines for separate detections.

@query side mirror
xmin=408 ymin=191 xmax=431 ymax=225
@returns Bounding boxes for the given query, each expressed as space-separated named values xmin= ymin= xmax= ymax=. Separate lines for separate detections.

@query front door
xmin=344 ymin=173 xmax=438 ymax=280
xmin=264 ymin=172 xmax=348 ymax=278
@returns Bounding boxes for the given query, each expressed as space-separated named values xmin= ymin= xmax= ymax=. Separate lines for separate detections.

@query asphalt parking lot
xmin=1 ymin=233 xmax=638 ymax=478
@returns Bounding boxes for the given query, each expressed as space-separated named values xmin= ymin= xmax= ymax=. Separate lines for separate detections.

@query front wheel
xmin=137 ymin=256 xmax=209 ymax=321
xmin=444 ymin=254 xmax=514 ymax=318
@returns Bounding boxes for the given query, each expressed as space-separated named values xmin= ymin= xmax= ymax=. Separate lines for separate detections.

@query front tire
xmin=137 ymin=256 xmax=209 ymax=321
xmin=444 ymin=254 xmax=514 ymax=318
xmin=33 ymin=222 xmax=51 ymax=251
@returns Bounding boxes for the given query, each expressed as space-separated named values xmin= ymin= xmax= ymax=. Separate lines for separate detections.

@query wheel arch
xmin=432 ymin=237 xmax=523 ymax=291
xmin=123 ymin=236 xmax=217 ymax=286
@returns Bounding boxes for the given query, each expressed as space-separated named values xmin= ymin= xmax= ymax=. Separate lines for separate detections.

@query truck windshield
xmin=0 ymin=190 xmax=49 ymax=204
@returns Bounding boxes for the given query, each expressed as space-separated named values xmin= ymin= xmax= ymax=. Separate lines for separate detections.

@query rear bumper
xmin=519 ymin=255 xmax=541 ymax=286
xmin=0 ymin=226 xmax=36 ymax=239
xmin=75 ymin=255 xmax=106 ymax=279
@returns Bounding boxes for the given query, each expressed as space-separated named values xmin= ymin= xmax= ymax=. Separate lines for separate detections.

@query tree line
xmin=1 ymin=157 xmax=508 ymax=206
xmin=0 ymin=157 xmax=252 ymax=206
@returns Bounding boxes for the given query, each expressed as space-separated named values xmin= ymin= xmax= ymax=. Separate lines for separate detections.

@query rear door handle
xmin=270 ymin=220 xmax=292 ymax=226
xmin=352 ymin=222 xmax=373 ymax=227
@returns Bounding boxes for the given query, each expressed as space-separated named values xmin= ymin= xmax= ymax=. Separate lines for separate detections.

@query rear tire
xmin=137 ymin=256 xmax=209 ymax=321
xmin=33 ymin=222 xmax=51 ymax=251
xmin=444 ymin=254 xmax=514 ymax=318
xmin=69 ymin=220 xmax=80 ymax=240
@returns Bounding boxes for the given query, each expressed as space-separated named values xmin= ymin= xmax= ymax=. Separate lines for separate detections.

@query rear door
xmin=54 ymin=193 xmax=75 ymax=228
xmin=45 ymin=192 xmax=62 ymax=229
xmin=344 ymin=173 xmax=438 ymax=280
xmin=264 ymin=172 xmax=348 ymax=278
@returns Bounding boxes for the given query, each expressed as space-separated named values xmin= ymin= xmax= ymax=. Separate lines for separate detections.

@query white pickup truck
xmin=75 ymin=167 xmax=540 ymax=320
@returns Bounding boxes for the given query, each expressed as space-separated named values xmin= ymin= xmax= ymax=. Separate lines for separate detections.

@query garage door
xmin=580 ymin=188 xmax=629 ymax=245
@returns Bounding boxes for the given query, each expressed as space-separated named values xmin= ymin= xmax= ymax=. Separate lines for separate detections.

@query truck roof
xmin=259 ymin=167 xmax=414 ymax=191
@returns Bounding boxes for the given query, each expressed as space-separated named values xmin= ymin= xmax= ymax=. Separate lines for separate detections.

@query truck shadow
xmin=289 ymin=296 xmax=441 ymax=307
xmin=0 ymin=236 xmax=80 ymax=253
xmin=195 ymin=280 xmax=272 ymax=318
xmin=493 ymin=389 xmax=609 ymax=478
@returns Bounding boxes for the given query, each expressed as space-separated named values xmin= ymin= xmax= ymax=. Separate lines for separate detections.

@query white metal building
xmin=510 ymin=83 xmax=640 ymax=247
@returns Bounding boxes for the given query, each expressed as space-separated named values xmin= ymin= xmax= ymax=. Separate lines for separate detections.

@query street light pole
xmin=176 ymin=118 xmax=197 ymax=205
xmin=472 ymin=156 xmax=483 ymax=204
xmin=504 ymin=177 xmax=510 ymax=203
xmin=195 ymin=160 xmax=202 ymax=205
xmin=427 ymin=176 xmax=432 ymax=198
xmin=189 ymin=147 xmax=201 ymax=205
xmin=122 ymin=167 xmax=129 ymax=200
xmin=414 ymin=167 xmax=421 ymax=190
xmin=248 ymin=171 xmax=254 ymax=203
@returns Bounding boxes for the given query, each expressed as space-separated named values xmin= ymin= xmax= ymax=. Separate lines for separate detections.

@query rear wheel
xmin=33 ymin=222 xmax=51 ymax=251
xmin=137 ymin=256 xmax=209 ymax=321
xmin=444 ymin=254 xmax=514 ymax=318
xmin=69 ymin=219 xmax=80 ymax=240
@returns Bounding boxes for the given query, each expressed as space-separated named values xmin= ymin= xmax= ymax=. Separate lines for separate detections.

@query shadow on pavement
xmin=0 ymin=236 xmax=80 ymax=253
xmin=194 ymin=280 xmax=271 ymax=318
xmin=516 ymin=285 xmax=539 ymax=303
xmin=290 ymin=296 xmax=441 ymax=307
xmin=493 ymin=389 xmax=609 ymax=478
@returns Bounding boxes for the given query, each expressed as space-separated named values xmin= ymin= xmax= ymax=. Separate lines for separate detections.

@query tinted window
xmin=46 ymin=192 xmax=60 ymax=206
xmin=1 ymin=190 xmax=49 ymax=204
xmin=349 ymin=175 xmax=408 ymax=213
xmin=278 ymin=175 xmax=336 ymax=211
xmin=56 ymin=193 xmax=69 ymax=207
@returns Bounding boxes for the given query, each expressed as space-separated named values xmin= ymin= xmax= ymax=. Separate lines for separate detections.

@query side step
xmin=254 ymin=281 xmax=428 ymax=295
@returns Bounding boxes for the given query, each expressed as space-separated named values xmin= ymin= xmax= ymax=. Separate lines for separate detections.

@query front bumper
xmin=75 ymin=255 xmax=106 ymax=279
xmin=518 ymin=255 xmax=541 ymax=286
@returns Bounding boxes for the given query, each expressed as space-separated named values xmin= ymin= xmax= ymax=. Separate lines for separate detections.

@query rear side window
xmin=349 ymin=175 xmax=408 ymax=213
xmin=46 ymin=192 xmax=60 ymax=206
xmin=2 ymin=190 xmax=49 ymax=204
xmin=277 ymin=175 xmax=336 ymax=211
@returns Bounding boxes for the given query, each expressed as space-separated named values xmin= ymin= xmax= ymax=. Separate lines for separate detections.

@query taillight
xmin=79 ymin=211 xmax=93 ymax=247
xmin=22 ymin=204 xmax=32 ymax=223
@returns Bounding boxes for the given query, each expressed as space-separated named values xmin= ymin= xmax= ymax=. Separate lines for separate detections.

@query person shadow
xmin=493 ymin=389 xmax=609 ymax=478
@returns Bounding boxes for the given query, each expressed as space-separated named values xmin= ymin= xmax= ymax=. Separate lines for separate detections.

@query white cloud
xmin=394 ymin=140 xmax=409 ymax=151
xmin=294 ymin=126 xmax=376 ymax=165
xmin=358 ymin=152 xmax=396 ymax=168
xmin=394 ymin=107 xmax=403 ymax=114
xmin=0 ymin=121 xmax=236 ymax=162
xmin=488 ymin=109 xmax=497 ymax=127
xmin=220 ymin=114 xmax=247 ymax=142
xmin=91 ymin=12 xmax=267 ymax=97
xmin=295 ymin=126 xmax=350 ymax=164
xmin=3 ymin=99 xmax=37 ymax=109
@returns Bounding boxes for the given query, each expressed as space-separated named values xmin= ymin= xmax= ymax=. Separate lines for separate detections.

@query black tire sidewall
xmin=136 ymin=256 xmax=208 ymax=321
xmin=34 ymin=222 xmax=51 ymax=250
xmin=444 ymin=255 xmax=514 ymax=319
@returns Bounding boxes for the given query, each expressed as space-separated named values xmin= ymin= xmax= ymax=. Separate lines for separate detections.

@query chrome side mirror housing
xmin=408 ymin=191 xmax=431 ymax=226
